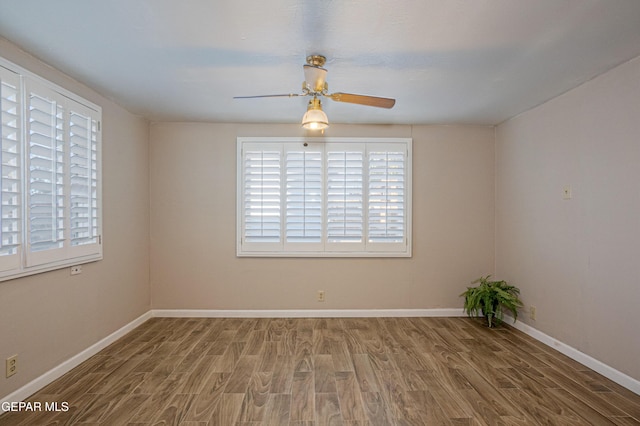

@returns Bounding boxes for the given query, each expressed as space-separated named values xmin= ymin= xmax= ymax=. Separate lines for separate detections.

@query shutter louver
xmin=0 ymin=69 xmax=21 ymax=271
xmin=285 ymin=150 xmax=322 ymax=244
xmin=243 ymin=149 xmax=281 ymax=243
xmin=368 ymin=150 xmax=405 ymax=244
xmin=27 ymin=91 xmax=66 ymax=255
xmin=326 ymin=148 xmax=363 ymax=244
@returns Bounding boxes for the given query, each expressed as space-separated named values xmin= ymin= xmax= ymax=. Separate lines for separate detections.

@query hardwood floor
xmin=1 ymin=316 xmax=639 ymax=425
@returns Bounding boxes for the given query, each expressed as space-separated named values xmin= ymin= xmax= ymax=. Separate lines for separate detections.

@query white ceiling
xmin=1 ymin=0 xmax=640 ymax=126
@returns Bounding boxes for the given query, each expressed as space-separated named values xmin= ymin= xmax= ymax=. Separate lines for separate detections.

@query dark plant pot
xmin=484 ymin=315 xmax=496 ymax=328
xmin=481 ymin=301 xmax=500 ymax=328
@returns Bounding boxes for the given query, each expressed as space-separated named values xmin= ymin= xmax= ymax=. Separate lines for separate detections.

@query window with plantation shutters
xmin=238 ymin=137 xmax=411 ymax=257
xmin=0 ymin=57 xmax=102 ymax=281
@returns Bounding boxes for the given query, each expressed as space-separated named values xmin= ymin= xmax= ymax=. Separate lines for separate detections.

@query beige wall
xmin=150 ymin=123 xmax=495 ymax=310
xmin=496 ymin=56 xmax=640 ymax=381
xmin=0 ymin=38 xmax=151 ymax=398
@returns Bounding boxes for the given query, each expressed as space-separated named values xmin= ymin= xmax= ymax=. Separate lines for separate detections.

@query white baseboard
xmin=505 ymin=315 xmax=640 ymax=395
xmin=1 ymin=310 xmax=152 ymax=412
xmin=151 ymin=308 xmax=466 ymax=318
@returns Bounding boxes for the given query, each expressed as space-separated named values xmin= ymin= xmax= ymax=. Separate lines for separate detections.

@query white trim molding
xmin=1 ymin=311 xmax=152 ymax=412
xmin=151 ymin=308 xmax=466 ymax=318
xmin=505 ymin=316 xmax=640 ymax=395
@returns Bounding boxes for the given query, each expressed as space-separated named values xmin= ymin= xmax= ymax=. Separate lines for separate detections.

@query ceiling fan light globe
xmin=301 ymin=108 xmax=329 ymax=130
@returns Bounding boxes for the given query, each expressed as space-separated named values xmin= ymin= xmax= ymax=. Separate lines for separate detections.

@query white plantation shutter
xmin=285 ymin=148 xmax=323 ymax=250
xmin=326 ymin=144 xmax=364 ymax=250
xmin=68 ymin=103 xmax=101 ymax=256
xmin=242 ymin=144 xmax=282 ymax=250
xmin=238 ymin=138 xmax=411 ymax=257
xmin=368 ymin=147 xmax=406 ymax=251
xmin=24 ymin=77 xmax=102 ymax=268
xmin=26 ymin=84 xmax=66 ymax=264
xmin=0 ymin=67 xmax=21 ymax=272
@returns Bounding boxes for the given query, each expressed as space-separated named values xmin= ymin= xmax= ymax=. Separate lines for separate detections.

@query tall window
xmin=238 ymin=138 xmax=411 ymax=257
xmin=0 ymin=58 xmax=102 ymax=281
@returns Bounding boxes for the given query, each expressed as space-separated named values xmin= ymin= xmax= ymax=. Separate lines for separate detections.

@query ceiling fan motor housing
xmin=303 ymin=64 xmax=328 ymax=93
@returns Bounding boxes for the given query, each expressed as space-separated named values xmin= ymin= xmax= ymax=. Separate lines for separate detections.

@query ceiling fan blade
xmin=327 ymin=92 xmax=396 ymax=109
xmin=233 ymin=93 xmax=302 ymax=99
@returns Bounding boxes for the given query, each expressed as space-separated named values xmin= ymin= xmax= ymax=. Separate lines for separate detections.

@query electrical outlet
xmin=530 ymin=306 xmax=537 ymax=321
xmin=70 ymin=265 xmax=82 ymax=275
xmin=6 ymin=355 xmax=17 ymax=378
xmin=317 ymin=290 xmax=325 ymax=302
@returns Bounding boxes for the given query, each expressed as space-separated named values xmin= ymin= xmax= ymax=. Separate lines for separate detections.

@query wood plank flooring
xmin=1 ymin=316 xmax=639 ymax=425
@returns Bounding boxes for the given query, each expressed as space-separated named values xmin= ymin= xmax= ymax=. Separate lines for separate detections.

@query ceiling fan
xmin=234 ymin=55 xmax=396 ymax=130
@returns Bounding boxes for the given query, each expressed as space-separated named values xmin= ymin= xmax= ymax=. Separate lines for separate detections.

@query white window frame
xmin=0 ymin=57 xmax=102 ymax=282
xmin=237 ymin=137 xmax=412 ymax=257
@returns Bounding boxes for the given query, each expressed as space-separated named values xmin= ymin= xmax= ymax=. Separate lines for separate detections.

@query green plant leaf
xmin=460 ymin=275 xmax=523 ymax=327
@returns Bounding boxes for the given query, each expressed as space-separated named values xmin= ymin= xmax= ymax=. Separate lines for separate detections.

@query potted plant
xmin=460 ymin=275 xmax=523 ymax=328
